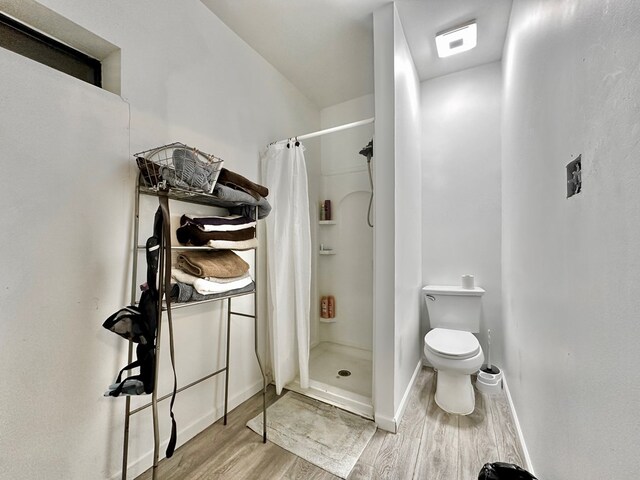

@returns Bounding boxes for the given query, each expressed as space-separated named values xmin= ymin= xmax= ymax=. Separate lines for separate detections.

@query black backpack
xmin=103 ymin=196 xmax=178 ymax=459
xmin=478 ymin=462 xmax=538 ymax=480
xmin=103 ymin=207 xmax=162 ymax=396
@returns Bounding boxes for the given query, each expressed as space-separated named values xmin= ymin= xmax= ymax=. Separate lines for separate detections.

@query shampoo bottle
xmin=321 ymin=296 xmax=329 ymax=318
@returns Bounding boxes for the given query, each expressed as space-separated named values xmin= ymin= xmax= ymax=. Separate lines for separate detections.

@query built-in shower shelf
xmin=319 ymin=250 xmax=336 ymax=255
xmin=319 ymin=220 xmax=336 ymax=225
xmin=319 ymin=318 xmax=337 ymax=323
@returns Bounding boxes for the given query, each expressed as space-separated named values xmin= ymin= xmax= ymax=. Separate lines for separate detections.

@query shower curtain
xmin=261 ymin=142 xmax=311 ymax=394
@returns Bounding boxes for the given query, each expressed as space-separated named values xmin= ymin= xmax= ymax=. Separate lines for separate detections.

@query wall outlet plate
xmin=566 ymin=155 xmax=582 ymax=198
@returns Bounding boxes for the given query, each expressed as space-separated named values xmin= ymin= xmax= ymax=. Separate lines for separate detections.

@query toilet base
xmin=434 ymin=369 xmax=476 ymax=415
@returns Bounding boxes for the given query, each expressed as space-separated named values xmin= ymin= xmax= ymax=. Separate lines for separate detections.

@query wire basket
xmin=134 ymin=142 xmax=224 ymax=194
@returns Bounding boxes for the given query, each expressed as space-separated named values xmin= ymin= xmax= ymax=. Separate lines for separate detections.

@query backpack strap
xmin=158 ymin=192 xmax=178 ymax=458
xmin=107 ymin=359 xmax=142 ymax=396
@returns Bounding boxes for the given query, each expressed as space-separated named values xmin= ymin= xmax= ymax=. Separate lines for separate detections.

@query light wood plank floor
xmin=136 ymin=367 xmax=524 ymax=480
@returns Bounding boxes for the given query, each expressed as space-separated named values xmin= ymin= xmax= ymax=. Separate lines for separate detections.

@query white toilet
xmin=423 ymin=285 xmax=485 ymax=415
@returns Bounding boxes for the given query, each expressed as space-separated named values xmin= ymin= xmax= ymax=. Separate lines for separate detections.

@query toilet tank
xmin=423 ymin=285 xmax=485 ymax=333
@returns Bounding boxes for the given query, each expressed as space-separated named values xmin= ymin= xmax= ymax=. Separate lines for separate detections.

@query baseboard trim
xmin=375 ymin=360 xmax=422 ymax=433
xmin=374 ymin=413 xmax=396 ymax=433
xmin=502 ymin=375 xmax=535 ymax=475
xmin=110 ymin=378 xmax=264 ymax=480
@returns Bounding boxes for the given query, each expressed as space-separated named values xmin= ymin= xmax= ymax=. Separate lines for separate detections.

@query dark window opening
xmin=0 ymin=12 xmax=101 ymax=87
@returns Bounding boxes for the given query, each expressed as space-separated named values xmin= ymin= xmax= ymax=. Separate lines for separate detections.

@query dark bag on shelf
xmin=103 ymin=209 xmax=162 ymax=397
xmin=102 ymin=287 xmax=157 ymax=396
xmin=478 ymin=462 xmax=538 ymax=480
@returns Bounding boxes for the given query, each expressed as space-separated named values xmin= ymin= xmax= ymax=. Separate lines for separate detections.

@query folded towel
xmin=180 ymin=214 xmax=256 ymax=232
xmin=218 ymin=168 xmax=269 ymax=198
xmin=193 ymin=271 xmax=250 ymax=284
xmin=181 ymin=214 xmax=253 ymax=226
xmin=160 ymin=148 xmax=217 ymax=193
xmin=170 ymin=281 xmax=255 ymax=303
xmin=176 ymin=223 xmax=255 ymax=246
xmin=206 ymin=238 xmax=258 ymax=250
xmin=176 ymin=250 xmax=249 ymax=278
xmin=211 ymin=184 xmax=272 ymax=220
xmin=199 ymin=221 xmax=256 ymax=232
xmin=172 ymin=268 xmax=253 ymax=295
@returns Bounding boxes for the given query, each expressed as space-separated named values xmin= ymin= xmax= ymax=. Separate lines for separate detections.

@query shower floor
xmin=286 ymin=341 xmax=373 ymax=418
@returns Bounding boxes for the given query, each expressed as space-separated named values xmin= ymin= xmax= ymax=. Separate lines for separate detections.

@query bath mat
xmin=246 ymin=391 xmax=376 ymax=478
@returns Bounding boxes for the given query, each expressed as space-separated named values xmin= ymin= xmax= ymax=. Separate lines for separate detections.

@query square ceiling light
xmin=435 ymin=20 xmax=477 ymax=58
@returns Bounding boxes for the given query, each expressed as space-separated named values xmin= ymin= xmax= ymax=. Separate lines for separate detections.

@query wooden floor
xmin=136 ymin=367 xmax=524 ymax=480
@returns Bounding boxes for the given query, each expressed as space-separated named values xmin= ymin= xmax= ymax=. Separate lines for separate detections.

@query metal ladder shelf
xmin=120 ymin=177 xmax=267 ymax=480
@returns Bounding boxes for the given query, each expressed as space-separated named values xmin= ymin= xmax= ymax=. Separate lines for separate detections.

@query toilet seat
xmin=425 ymin=328 xmax=480 ymax=359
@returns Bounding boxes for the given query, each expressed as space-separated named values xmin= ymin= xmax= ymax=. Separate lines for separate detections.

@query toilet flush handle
xmin=426 ymin=294 xmax=436 ymax=301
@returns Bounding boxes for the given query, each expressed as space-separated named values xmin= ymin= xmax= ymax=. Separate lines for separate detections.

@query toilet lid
xmin=425 ymin=328 xmax=480 ymax=359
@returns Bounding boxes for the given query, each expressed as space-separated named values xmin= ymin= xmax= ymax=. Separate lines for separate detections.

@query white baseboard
xmin=502 ymin=375 xmax=535 ymax=475
xmin=110 ymin=379 xmax=264 ymax=480
xmin=375 ymin=360 xmax=422 ymax=433
xmin=374 ymin=413 xmax=396 ymax=433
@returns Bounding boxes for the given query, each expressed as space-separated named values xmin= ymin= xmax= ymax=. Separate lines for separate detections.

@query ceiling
xmin=201 ymin=0 xmax=513 ymax=109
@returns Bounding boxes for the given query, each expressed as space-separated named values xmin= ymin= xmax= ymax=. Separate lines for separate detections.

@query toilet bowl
xmin=424 ymin=327 xmax=484 ymax=415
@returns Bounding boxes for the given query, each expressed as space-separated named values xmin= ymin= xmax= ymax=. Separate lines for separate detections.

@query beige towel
xmin=176 ymin=250 xmax=249 ymax=278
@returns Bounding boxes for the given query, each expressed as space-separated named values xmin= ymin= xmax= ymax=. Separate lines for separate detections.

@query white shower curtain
xmin=261 ymin=142 xmax=311 ymax=394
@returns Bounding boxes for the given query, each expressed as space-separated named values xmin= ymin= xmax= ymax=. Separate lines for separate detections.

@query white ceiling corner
xmin=201 ymin=0 xmax=512 ymax=110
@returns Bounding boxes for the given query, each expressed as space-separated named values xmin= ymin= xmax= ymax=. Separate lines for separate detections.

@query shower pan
xmin=286 ymin=119 xmax=374 ymax=418
xmin=287 ymin=342 xmax=373 ymax=418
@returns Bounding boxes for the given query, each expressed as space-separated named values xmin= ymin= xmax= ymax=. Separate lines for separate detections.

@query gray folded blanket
xmin=212 ymin=184 xmax=272 ymax=220
xmin=176 ymin=250 xmax=249 ymax=278
xmin=171 ymin=281 xmax=255 ymax=303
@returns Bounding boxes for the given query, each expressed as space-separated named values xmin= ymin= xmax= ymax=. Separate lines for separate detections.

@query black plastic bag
xmin=478 ymin=462 xmax=537 ymax=480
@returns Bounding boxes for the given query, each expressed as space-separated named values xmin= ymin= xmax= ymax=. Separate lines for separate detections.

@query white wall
xmin=421 ymin=62 xmax=503 ymax=364
xmin=317 ymin=95 xmax=374 ymax=351
xmin=373 ymin=3 xmax=422 ymax=431
xmin=391 ymin=6 xmax=423 ymax=412
xmin=0 ymin=1 xmax=319 ymax=478
xmin=502 ymin=0 xmax=640 ymax=478
xmin=373 ymin=4 xmax=397 ymax=428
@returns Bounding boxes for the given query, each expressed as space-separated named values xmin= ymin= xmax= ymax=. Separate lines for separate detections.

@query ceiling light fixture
xmin=435 ymin=20 xmax=477 ymax=58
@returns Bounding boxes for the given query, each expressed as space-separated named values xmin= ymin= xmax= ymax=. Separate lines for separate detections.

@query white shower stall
xmin=285 ymin=95 xmax=375 ymax=418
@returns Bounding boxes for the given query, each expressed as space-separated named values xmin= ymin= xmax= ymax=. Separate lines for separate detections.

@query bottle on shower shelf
xmin=327 ymin=295 xmax=335 ymax=318
xmin=324 ymin=200 xmax=331 ymax=221
xmin=321 ymin=296 xmax=329 ymax=318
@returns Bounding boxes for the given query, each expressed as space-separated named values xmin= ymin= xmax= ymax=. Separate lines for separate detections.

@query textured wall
xmin=502 ymin=0 xmax=640 ymax=477
xmin=391 ymin=5 xmax=423 ymax=412
xmin=373 ymin=2 xmax=397 ymax=428
xmin=373 ymin=2 xmax=423 ymax=430
xmin=421 ymin=62 xmax=503 ymax=365
xmin=0 ymin=1 xmax=319 ymax=478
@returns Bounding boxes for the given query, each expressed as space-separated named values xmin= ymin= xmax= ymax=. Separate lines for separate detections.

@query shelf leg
xmin=253 ymin=204 xmax=267 ymax=443
xmin=151 ymin=387 xmax=159 ymax=480
xmin=122 ymin=174 xmax=141 ymax=480
xmin=152 ymin=328 xmax=160 ymax=472
xmin=121 ymin=340 xmax=134 ymax=480
xmin=224 ymin=297 xmax=231 ymax=425
xmin=254 ymin=300 xmax=267 ymax=443
xmin=151 ymin=248 xmax=165 ymax=480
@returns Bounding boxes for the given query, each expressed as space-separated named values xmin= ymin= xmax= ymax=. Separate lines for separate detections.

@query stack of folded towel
xmin=170 ymin=249 xmax=254 ymax=303
xmin=176 ymin=214 xmax=258 ymax=250
xmin=210 ymin=168 xmax=272 ymax=220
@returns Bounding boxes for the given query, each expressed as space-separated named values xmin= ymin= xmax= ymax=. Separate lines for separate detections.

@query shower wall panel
xmin=317 ymin=95 xmax=374 ymax=352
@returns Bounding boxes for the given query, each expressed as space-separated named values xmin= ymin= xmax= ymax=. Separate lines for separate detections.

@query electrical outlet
xmin=566 ymin=155 xmax=582 ymax=198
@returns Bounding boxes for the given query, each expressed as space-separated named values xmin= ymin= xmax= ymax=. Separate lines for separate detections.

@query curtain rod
xmin=272 ymin=117 xmax=374 ymax=145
